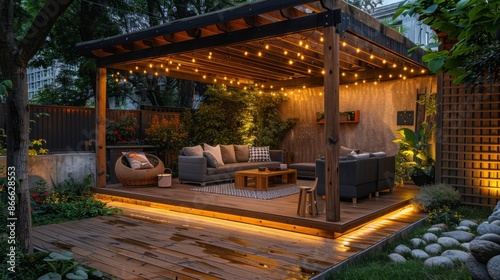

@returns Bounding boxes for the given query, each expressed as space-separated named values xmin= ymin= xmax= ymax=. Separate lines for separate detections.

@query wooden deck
xmin=90 ymin=179 xmax=420 ymax=238
xmin=33 ymin=199 xmax=427 ymax=279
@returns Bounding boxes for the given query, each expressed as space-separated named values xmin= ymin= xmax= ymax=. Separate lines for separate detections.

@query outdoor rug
xmin=191 ymin=183 xmax=299 ymax=200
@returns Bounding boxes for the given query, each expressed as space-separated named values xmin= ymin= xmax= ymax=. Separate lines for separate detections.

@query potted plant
xmin=393 ymin=122 xmax=436 ymax=186
xmin=315 ymin=112 xmax=325 ymax=122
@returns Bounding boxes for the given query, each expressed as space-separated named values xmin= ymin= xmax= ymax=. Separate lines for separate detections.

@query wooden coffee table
xmin=234 ymin=168 xmax=297 ymax=191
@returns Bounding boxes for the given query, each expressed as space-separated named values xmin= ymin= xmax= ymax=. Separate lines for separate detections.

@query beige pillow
xmin=122 ymin=152 xmax=154 ymax=170
xmin=340 ymin=146 xmax=356 ymax=156
xmin=182 ymin=145 xmax=203 ymax=156
xmin=220 ymin=145 xmax=237 ymax=163
xmin=203 ymin=143 xmax=225 ymax=165
xmin=234 ymin=144 xmax=249 ymax=162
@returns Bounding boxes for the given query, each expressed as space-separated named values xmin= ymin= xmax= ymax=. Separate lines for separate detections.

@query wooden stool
xmin=297 ymin=186 xmax=311 ymax=217
xmin=306 ymin=186 xmax=319 ymax=216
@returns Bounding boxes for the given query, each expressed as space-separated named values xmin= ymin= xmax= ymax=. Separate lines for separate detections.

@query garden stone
xmin=424 ymin=256 xmax=454 ymax=268
xmin=488 ymin=215 xmax=500 ymax=224
xmin=469 ymin=240 xmax=500 ymax=263
xmin=410 ymin=238 xmax=427 ymax=248
xmin=442 ymin=230 xmax=475 ymax=242
xmin=456 ymin=226 xmax=471 ymax=231
xmin=441 ymin=249 xmax=470 ymax=263
xmin=427 ymin=227 xmax=442 ymax=234
xmin=479 ymin=233 xmax=500 ymax=245
xmin=461 ymin=243 xmax=470 ymax=251
xmin=478 ymin=223 xmax=500 ymax=235
xmin=424 ymin=243 xmax=442 ymax=255
xmin=431 ymin=223 xmax=449 ymax=232
xmin=460 ymin=220 xmax=478 ymax=228
xmin=466 ymin=255 xmax=492 ymax=280
xmin=388 ymin=253 xmax=406 ymax=264
xmin=491 ymin=220 xmax=500 ymax=227
xmin=411 ymin=249 xmax=430 ymax=260
xmin=487 ymin=255 xmax=500 ymax=280
xmin=394 ymin=244 xmax=412 ymax=255
xmin=437 ymin=237 xmax=461 ymax=248
xmin=422 ymin=232 xmax=438 ymax=243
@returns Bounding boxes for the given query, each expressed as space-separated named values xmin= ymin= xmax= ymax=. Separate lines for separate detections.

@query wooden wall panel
xmin=437 ymin=73 xmax=500 ymax=207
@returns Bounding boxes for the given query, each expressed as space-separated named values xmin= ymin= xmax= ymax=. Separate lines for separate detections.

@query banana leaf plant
xmin=393 ymin=122 xmax=436 ymax=179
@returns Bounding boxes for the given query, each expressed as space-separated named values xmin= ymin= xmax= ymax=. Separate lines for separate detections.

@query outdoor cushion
xmin=182 ymin=145 xmax=204 ymax=157
xmin=220 ymin=144 xmax=237 ymax=163
xmin=340 ymin=146 xmax=360 ymax=156
xmin=370 ymin=151 xmax=386 ymax=158
xmin=204 ymin=143 xmax=225 ymax=165
xmin=122 ymin=152 xmax=154 ymax=170
xmin=248 ymin=146 xmax=271 ymax=162
xmin=234 ymin=144 xmax=249 ymax=162
xmin=203 ymin=151 xmax=220 ymax=168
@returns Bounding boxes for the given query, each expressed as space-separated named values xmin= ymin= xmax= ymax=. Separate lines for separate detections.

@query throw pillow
xmin=234 ymin=144 xmax=249 ymax=162
xmin=203 ymin=151 xmax=220 ymax=168
xmin=340 ymin=146 xmax=358 ymax=156
xmin=203 ymin=143 xmax=225 ymax=165
xmin=248 ymin=146 xmax=271 ymax=162
xmin=182 ymin=145 xmax=203 ymax=157
xmin=347 ymin=153 xmax=370 ymax=160
xmin=220 ymin=144 xmax=237 ymax=163
xmin=369 ymin=151 xmax=386 ymax=158
xmin=122 ymin=152 xmax=154 ymax=170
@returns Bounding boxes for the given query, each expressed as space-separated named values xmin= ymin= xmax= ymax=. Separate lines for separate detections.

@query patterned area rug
xmin=191 ymin=183 xmax=299 ymax=200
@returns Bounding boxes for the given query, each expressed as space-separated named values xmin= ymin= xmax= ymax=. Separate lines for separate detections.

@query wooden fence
xmin=0 ymin=104 xmax=183 ymax=152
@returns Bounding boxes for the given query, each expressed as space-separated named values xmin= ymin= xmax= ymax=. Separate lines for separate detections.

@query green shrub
xmin=427 ymin=206 xmax=463 ymax=226
xmin=410 ymin=183 xmax=461 ymax=213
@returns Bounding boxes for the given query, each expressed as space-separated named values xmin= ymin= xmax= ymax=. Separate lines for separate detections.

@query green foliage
xmin=0 ymin=79 xmax=12 ymax=96
xmin=395 ymin=0 xmax=500 ymax=88
xmin=105 ymin=116 xmax=139 ymax=144
xmin=393 ymin=122 xmax=436 ymax=177
xmin=427 ymin=206 xmax=463 ymax=226
xmin=410 ymin=183 xmax=462 ymax=213
xmin=185 ymin=85 xmax=297 ymax=148
xmin=394 ymin=148 xmax=410 ymax=184
xmin=30 ymin=175 xmax=122 ymax=226
xmin=145 ymin=115 xmax=189 ymax=154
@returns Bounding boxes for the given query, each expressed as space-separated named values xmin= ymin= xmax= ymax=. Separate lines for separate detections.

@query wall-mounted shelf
xmin=316 ymin=110 xmax=360 ymax=124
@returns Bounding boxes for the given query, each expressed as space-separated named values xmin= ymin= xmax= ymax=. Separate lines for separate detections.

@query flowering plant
xmin=106 ymin=116 xmax=139 ymax=144
xmin=145 ymin=115 xmax=188 ymax=154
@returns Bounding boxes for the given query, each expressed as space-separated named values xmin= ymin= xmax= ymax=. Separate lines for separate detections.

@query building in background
xmin=371 ymin=1 xmax=436 ymax=47
xmin=27 ymin=65 xmax=60 ymax=100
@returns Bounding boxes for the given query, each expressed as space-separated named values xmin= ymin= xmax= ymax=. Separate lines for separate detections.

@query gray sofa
xmin=178 ymin=144 xmax=286 ymax=186
xmin=315 ymin=154 xmax=395 ymax=203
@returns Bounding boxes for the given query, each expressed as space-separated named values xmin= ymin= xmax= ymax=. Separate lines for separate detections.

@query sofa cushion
xmin=234 ymin=144 xmax=249 ymax=162
xmin=122 ymin=152 xmax=154 ymax=170
xmin=369 ymin=151 xmax=386 ymax=158
xmin=347 ymin=152 xmax=370 ymax=160
xmin=340 ymin=146 xmax=360 ymax=156
xmin=203 ymin=151 xmax=220 ymax=168
xmin=220 ymin=144 xmax=237 ymax=163
xmin=182 ymin=145 xmax=204 ymax=157
xmin=248 ymin=146 xmax=271 ymax=162
xmin=204 ymin=143 xmax=225 ymax=165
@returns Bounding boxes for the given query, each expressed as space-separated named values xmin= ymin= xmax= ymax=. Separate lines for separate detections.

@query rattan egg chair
xmin=114 ymin=153 xmax=164 ymax=186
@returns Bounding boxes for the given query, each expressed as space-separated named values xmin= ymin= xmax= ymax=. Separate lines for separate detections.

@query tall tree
xmin=0 ymin=0 xmax=75 ymax=254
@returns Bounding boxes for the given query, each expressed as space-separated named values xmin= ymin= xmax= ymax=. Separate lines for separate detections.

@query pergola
xmin=76 ymin=0 xmax=428 ymax=222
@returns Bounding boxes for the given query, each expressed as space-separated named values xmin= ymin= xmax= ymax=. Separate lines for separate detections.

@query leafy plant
xmin=410 ymin=183 xmax=462 ymax=213
xmin=106 ymin=116 xmax=138 ymax=144
xmin=395 ymin=0 xmax=500 ymax=88
xmin=0 ymin=79 xmax=12 ymax=97
xmin=427 ymin=206 xmax=463 ymax=226
xmin=145 ymin=115 xmax=188 ymax=154
xmin=393 ymin=122 xmax=436 ymax=177
xmin=38 ymin=251 xmax=103 ymax=280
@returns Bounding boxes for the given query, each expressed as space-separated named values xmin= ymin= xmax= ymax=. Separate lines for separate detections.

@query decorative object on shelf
xmin=397 ymin=111 xmax=414 ymax=125
xmin=315 ymin=110 xmax=359 ymax=124
xmin=315 ymin=111 xmax=325 ymax=122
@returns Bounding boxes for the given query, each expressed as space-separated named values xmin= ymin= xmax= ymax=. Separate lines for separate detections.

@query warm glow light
xmin=135 ymin=66 xmax=139 ymax=70
xmin=289 ymin=60 xmax=294 ymax=65
xmin=143 ymin=70 xmax=146 ymax=74
xmin=354 ymin=82 xmax=358 ymax=85
xmin=389 ymin=74 xmax=392 ymax=78
xmin=382 ymin=59 xmax=386 ymax=64
xmin=155 ymin=72 xmax=158 ymax=76
xmin=203 ymin=75 xmax=206 ymax=79
xmin=321 ymin=70 xmax=325 ymax=75
xmin=308 ymin=69 xmax=312 ymax=73
xmin=374 ymin=81 xmax=378 ymax=85
xmin=214 ymin=78 xmax=217 ymax=82
xmin=378 ymin=75 xmax=382 ymax=79
xmin=421 ymin=69 xmax=426 ymax=73
xmin=265 ymin=44 xmax=269 ymax=49
xmin=342 ymin=42 xmax=347 ymax=47
xmin=393 ymin=63 xmax=397 ymax=68
xmin=299 ymin=40 xmax=303 ymax=46
xmin=370 ymin=54 xmax=374 ymax=59
xmin=149 ymin=63 xmax=153 ymax=68
xmin=224 ymin=76 xmax=227 ymax=80
xmin=342 ymin=72 xmax=346 ymax=76
xmin=411 ymin=69 xmax=414 ymax=73
xmin=160 ymin=64 xmax=164 ymax=68
xmin=165 ymin=68 xmax=169 ymax=72
xmin=195 ymin=68 xmax=199 ymax=72
xmin=356 ymin=48 xmax=360 ymax=53
xmin=284 ymin=50 xmax=288 ymax=55
xmin=192 ymin=58 xmax=196 ymax=63
xmin=129 ymin=70 xmax=132 ymax=74
xmin=244 ymin=51 xmax=248 ymax=56
xmin=258 ymin=51 xmax=262 ymax=57
xmin=403 ymin=66 xmax=407 ymax=71
xmin=305 ymin=44 xmax=309 ymax=49
xmin=320 ymin=36 xmax=324 ymax=42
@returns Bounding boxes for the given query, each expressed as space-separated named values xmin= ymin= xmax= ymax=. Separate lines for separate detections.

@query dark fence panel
xmin=0 ymin=104 xmax=183 ymax=152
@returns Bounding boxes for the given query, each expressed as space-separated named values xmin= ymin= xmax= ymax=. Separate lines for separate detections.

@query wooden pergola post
xmin=96 ymin=67 xmax=107 ymax=187
xmin=323 ymin=9 xmax=341 ymax=222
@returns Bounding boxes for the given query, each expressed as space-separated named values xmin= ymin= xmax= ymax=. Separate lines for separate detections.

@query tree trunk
xmin=179 ymin=80 xmax=195 ymax=108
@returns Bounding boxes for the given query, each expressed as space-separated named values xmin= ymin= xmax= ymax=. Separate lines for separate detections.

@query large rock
xmin=410 ymin=238 xmax=427 ymax=248
xmin=437 ymin=237 xmax=461 ymax=248
xmin=388 ymin=253 xmax=406 ymax=264
xmin=441 ymin=249 xmax=470 ymax=262
xmin=411 ymin=249 xmax=429 ymax=260
xmin=469 ymin=240 xmax=500 ymax=263
xmin=422 ymin=232 xmax=438 ymax=243
xmin=479 ymin=233 xmax=500 ymax=245
xmin=424 ymin=243 xmax=442 ymax=255
xmin=488 ymin=215 xmax=500 ymax=224
xmin=466 ymin=255 xmax=492 ymax=280
xmin=431 ymin=223 xmax=449 ymax=231
xmin=478 ymin=223 xmax=500 ymax=235
xmin=427 ymin=227 xmax=442 ymax=234
xmin=460 ymin=220 xmax=478 ymax=228
xmin=424 ymin=256 xmax=454 ymax=268
xmin=442 ymin=231 xmax=475 ymax=242
xmin=488 ymin=255 xmax=500 ymax=280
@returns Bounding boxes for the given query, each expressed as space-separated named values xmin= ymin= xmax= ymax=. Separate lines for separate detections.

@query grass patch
xmin=326 ymin=205 xmax=490 ymax=280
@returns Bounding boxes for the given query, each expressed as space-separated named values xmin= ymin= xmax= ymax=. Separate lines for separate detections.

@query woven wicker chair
xmin=114 ymin=153 xmax=164 ymax=186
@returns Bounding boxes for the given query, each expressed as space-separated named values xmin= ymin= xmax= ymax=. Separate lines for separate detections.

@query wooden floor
xmin=33 ymin=200 xmax=427 ymax=280
xmin=90 ymin=179 xmax=420 ymax=238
